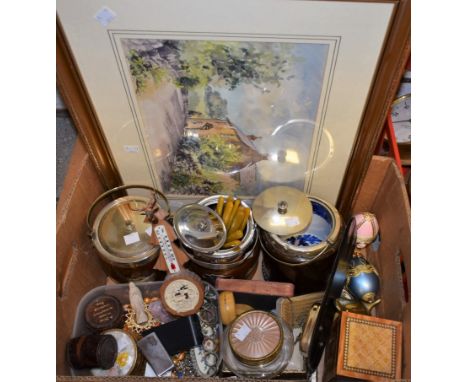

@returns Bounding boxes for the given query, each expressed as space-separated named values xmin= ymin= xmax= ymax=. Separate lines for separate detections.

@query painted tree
xmin=177 ymin=41 xmax=294 ymax=90
xmin=125 ymin=40 xmax=295 ymax=94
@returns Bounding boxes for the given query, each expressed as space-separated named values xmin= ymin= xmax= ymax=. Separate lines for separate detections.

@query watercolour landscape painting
xmin=120 ymin=38 xmax=330 ymax=196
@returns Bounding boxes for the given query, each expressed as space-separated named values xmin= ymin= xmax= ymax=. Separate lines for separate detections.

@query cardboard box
xmin=56 ymin=139 xmax=410 ymax=381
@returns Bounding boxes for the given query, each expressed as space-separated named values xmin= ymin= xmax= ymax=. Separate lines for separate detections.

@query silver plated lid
xmin=173 ymin=204 xmax=227 ymax=253
xmin=92 ymin=196 xmax=157 ymax=264
xmin=252 ymin=186 xmax=312 ymax=236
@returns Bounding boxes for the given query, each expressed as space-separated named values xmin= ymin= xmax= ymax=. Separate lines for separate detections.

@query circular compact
xmin=91 ymin=329 xmax=145 ymax=376
xmin=222 ymin=310 xmax=293 ymax=378
xmin=84 ymin=295 xmax=124 ymax=331
xmin=160 ymin=274 xmax=205 ymax=317
xmin=229 ymin=311 xmax=283 ymax=365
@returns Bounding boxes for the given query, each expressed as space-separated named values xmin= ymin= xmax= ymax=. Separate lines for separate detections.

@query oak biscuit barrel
xmin=260 ymin=196 xmax=342 ymax=294
xmin=178 ymin=195 xmax=260 ymax=284
xmin=87 ymin=185 xmax=170 ymax=282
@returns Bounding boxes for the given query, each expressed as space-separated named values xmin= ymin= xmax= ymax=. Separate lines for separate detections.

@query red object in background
xmin=375 ymin=53 xmax=410 ymax=177
xmin=375 ymin=114 xmax=405 ymax=175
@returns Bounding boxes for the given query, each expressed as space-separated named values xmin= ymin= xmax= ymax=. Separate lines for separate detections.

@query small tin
xmin=91 ymin=329 xmax=146 ymax=376
xmin=84 ymin=295 xmax=124 ymax=331
xmin=67 ymin=334 xmax=118 ymax=370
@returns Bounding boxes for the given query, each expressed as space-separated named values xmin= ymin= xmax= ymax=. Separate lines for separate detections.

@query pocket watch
xmin=390 ymin=94 xmax=411 ymax=143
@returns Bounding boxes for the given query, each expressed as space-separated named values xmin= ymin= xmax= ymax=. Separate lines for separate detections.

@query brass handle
xmin=86 ymin=184 xmax=170 ymax=232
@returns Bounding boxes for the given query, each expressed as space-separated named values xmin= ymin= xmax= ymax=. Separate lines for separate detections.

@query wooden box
xmin=56 ymin=139 xmax=410 ymax=381
xmin=325 ymin=311 xmax=403 ymax=381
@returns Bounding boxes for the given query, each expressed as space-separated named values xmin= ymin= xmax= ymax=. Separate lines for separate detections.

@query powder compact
xmin=222 ymin=310 xmax=293 ymax=378
xmin=229 ymin=310 xmax=283 ymax=365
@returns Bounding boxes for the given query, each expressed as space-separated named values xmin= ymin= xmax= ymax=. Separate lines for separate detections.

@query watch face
xmin=391 ymin=95 xmax=411 ymax=143
xmin=162 ymin=277 xmax=204 ymax=316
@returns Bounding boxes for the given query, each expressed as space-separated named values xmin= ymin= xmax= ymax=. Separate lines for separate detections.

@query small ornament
xmin=125 ymin=283 xmax=160 ymax=334
xmin=198 ymin=302 xmax=218 ymax=325
xmin=201 ymin=323 xmax=215 ymax=338
xmin=219 ymin=291 xmax=236 ymax=325
xmin=346 ymin=256 xmax=380 ymax=303
xmin=203 ymin=338 xmax=216 ymax=353
xmin=191 ymin=346 xmax=218 ymax=377
xmin=147 ymin=299 xmax=175 ymax=324
xmin=124 ymin=304 xmax=159 ymax=335
xmin=353 ymin=212 xmax=379 ymax=248
xmin=129 ymin=282 xmax=148 ymax=324
xmin=335 ymin=283 xmax=381 ymax=315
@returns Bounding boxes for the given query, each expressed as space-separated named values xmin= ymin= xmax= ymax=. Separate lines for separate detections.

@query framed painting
xmin=57 ymin=0 xmax=410 ymax=215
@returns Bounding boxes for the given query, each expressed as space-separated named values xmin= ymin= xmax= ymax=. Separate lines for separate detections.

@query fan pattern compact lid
xmin=228 ymin=310 xmax=283 ymax=365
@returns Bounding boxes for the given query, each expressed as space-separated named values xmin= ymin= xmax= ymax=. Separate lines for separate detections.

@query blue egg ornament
xmin=346 ymin=256 xmax=380 ymax=303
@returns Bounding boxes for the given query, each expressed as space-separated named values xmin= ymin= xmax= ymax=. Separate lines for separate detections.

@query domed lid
xmin=252 ymin=186 xmax=312 ymax=236
xmin=173 ymin=204 xmax=227 ymax=252
xmin=92 ymin=196 xmax=157 ymax=264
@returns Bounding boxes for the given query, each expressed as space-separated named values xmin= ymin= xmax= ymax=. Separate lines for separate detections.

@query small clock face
xmin=162 ymin=277 xmax=204 ymax=316
xmin=391 ymin=95 xmax=411 ymax=143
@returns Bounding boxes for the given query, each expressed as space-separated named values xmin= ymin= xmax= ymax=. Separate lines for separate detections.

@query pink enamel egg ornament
xmin=353 ymin=212 xmax=379 ymax=248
